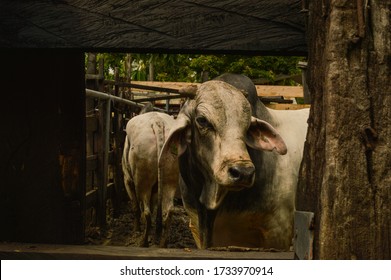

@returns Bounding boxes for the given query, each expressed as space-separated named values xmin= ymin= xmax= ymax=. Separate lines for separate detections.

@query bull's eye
xmin=196 ymin=116 xmax=213 ymax=130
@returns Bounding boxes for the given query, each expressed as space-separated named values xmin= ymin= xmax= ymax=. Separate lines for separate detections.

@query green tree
xmin=91 ymin=53 xmax=304 ymax=84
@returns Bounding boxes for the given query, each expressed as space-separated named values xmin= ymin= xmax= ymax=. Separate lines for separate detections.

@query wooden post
xmin=112 ymin=67 xmax=124 ymax=217
xmin=124 ymin=54 xmax=134 ymax=118
xmin=85 ymin=53 xmax=98 ymax=229
xmin=96 ymin=57 xmax=110 ymax=228
xmin=95 ymin=98 xmax=110 ymax=228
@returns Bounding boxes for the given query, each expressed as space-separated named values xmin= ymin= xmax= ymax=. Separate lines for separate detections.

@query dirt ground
xmin=85 ymin=198 xmax=197 ymax=249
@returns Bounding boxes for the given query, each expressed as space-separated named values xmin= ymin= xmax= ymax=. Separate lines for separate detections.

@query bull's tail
xmin=122 ymin=136 xmax=129 ymax=169
xmin=153 ymin=120 xmax=166 ymax=242
xmin=139 ymin=102 xmax=154 ymax=114
xmin=122 ymin=135 xmax=132 ymax=180
xmin=122 ymin=135 xmax=141 ymax=231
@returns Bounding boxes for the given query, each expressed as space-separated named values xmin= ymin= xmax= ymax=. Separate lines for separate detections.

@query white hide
xmin=213 ymin=107 xmax=309 ymax=249
xmin=122 ymin=111 xmax=178 ymax=247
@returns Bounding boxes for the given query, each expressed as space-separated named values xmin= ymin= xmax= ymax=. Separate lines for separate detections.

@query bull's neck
xmin=179 ymin=147 xmax=219 ymax=249
xmin=178 ymin=148 xmax=204 ymax=203
xmin=179 ymin=144 xmax=228 ymax=210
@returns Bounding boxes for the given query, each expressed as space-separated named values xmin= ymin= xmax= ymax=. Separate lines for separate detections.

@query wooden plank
xmin=85 ymin=183 xmax=115 ymax=209
xmin=85 ymin=54 xmax=99 ymax=196
xmin=86 ymin=115 xmax=98 ymax=132
xmin=86 ymin=189 xmax=98 ymax=209
xmin=131 ymin=82 xmax=304 ymax=98
xmin=85 ymin=180 xmax=115 ymax=210
xmin=106 ymin=80 xmax=183 ymax=95
xmin=106 ymin=182 xmax=115 ymax=197
xmin=112 ymin=69 xmax=124 ymax=217
xmin=86 ymin=171 xmax=94 ymax=191
xmin=97 ymin=99 xmax=110 ymax=227
xmin=266 ymin=104 xmax=310 ymax=110
xmin=0 ymin=0 xmax=306 ymax=54
xmin=129 ymin=82 xmax=305 ymax=107
xmin=260 ymin=96 xmax=293 ymax=104
xmin=255 ymin=85 xmax=303 ymax=98
xmin=131 ymin=81 xmax=199 ymax=92
xmin=0 ymin=243 xmax=294 ymax=260
xmin=108 ymin=150 xmax=115 ymax=164
xmin=134 ymin=94 xmax=186 ymax=103
xmin=86 ymin=155 xmax=98 ymax=172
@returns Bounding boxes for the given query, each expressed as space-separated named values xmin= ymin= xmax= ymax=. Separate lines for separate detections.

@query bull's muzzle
xmin=227 ymin=162 xmax=255 ymax=188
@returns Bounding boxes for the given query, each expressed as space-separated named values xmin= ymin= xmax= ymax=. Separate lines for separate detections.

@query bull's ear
xmin=159 ymin=113 xmax=191 ymax=167
xmin=246 ymin=117 xmax=287 ymax=155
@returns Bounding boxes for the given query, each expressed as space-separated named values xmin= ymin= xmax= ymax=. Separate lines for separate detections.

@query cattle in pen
xmin=122 ymin=111 xmax=178 ymax=247
xmin=159 ymin=76 xmax=309 ymax=249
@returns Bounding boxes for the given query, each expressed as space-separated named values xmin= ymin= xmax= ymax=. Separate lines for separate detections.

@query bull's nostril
xmin=229 ymin=167 xmax=242 ymax=180
xmin=228 ymin=165 xmax=255 ymax=183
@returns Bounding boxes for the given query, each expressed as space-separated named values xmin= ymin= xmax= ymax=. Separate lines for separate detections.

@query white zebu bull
xmin=122 ymin=112 xmax=178 ymax=247
xmin=159 ymin=76 xmax=309 ymax=249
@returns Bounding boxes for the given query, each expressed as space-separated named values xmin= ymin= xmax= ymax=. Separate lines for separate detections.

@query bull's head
xmin=159 ymin=81 xmax=287 ymax=210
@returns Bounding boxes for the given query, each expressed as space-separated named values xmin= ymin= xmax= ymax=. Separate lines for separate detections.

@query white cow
xmin=122 ymin=111 xmax=178 ymax=247
xmin=159 ymin=74 xmax=309 ymax=249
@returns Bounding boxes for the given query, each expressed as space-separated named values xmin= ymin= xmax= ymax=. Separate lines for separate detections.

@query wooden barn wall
xmin=0 ymin=50 xmax=86 ymax=244
xmin=0 ymin=0 xmax=307 ymax=55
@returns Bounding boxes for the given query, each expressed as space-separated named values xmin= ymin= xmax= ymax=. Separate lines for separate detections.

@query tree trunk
xmin=148 ymin=60 xmax=155 ymax=81
xmin=296 ymin=0 xmax=391 ymax=259
xmin=124 ymin=54 xmax=132 ymax=83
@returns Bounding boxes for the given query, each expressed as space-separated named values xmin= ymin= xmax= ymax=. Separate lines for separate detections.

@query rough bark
xmin=296 ymin=0 xmax=391 ymax=259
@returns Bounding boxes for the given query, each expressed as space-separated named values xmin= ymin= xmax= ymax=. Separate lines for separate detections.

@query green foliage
xmin=151 ymin=54 xmax=196 ymax=82
xmin=190 ymin=55 xmax=303 ymax=84
xmin=189 ymin=55 xmax=225 ymax=78
xmin=88 ymin=53 xmax=305 ymax=85
xmin=96 ymin=53 xmax=127 ymax=79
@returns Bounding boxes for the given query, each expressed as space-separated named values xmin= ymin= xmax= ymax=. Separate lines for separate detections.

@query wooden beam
xmin=266 ymin=104 xmax=310 ymax=110
xmin=130 ymin=81 xmax=199 ymax=92
xmin=85 ymin=189 xmax=98 ymax=209
xmin=0 ymin=242 xmax=294 ymax=260
xmin=86 ymin=155 xmax=98 ymax=172
xmin=131 ymin=81 xmax=304 ymax=99
xmin=255 ymin=85 xmax=303 ymax=98
xmin=86 ymin=115 xmax=98 ymax=132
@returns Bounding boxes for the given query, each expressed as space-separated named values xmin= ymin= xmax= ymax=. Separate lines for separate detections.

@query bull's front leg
xmin=156 ymin=177 xmax=177 ymax=247
xmin=140 ymin=209 xmax=151 ymax=247
xmin=198 ymin=206 xmax=217 ymax=249
xmin=158 ymin=209 xmax=172 ymax=247
xmin=156 ymin=194 xmax=174 ymax=247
